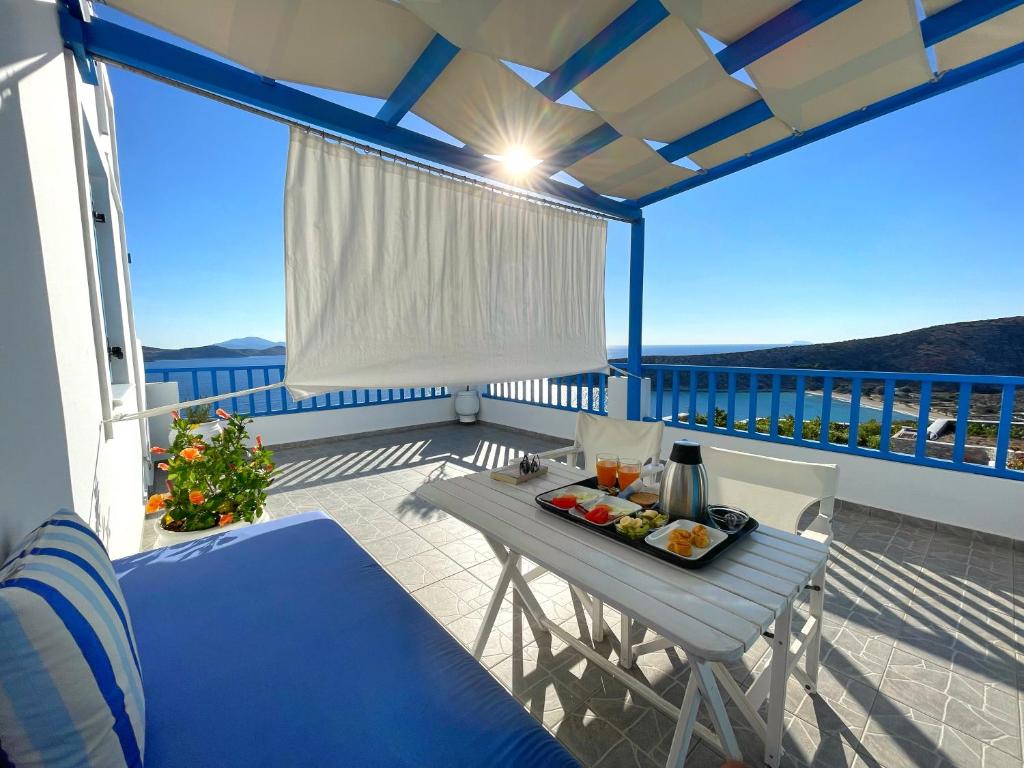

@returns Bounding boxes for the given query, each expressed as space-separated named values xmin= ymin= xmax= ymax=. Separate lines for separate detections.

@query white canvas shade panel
xmin=105 ymin=0 xmax=433 ymax=99
xmin=662 ymin=0 xmax=800 ymax=45
xmin=411 ymin=50 xmax=602 ymax=159
xmin=564 ymin=137 xmax=694 ymax=200
xmin=573 ymin=15 xmax=761 ymax=143
xmin=283 ymin=129 xmax=608 ymax=396
xmin=398 ymin=0 xmax=634 ymax=73
xmin=105 ymin=0 xmax=1024 ymax=203
xmin=744 ymin=0 xmax=933 ymax=131
xmin=923 ymin=1 xmax=1024 ymax=70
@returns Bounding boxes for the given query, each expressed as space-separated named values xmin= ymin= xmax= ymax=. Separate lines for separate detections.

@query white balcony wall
xmin=0 ymin=1 xmax=147 ymax=559
xmin=254 ymin=397 xmax=456 ymax=446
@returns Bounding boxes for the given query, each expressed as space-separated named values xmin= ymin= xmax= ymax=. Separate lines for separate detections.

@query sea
xmin=145 ymin=344 xmax=915 ymax=423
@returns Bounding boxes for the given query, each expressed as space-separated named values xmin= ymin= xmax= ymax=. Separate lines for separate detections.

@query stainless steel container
xmin=658 ymin=440 xmax=709 ymax=523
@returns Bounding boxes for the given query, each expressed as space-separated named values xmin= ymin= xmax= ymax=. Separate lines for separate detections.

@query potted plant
xmin=147 ymin=408 xmax=275 ymax=545
xmin=167 ymin=404 xmax=223 ymax=446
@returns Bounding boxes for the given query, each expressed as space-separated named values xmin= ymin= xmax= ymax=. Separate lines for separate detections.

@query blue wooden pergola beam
xmin=651 ymin=0 xmax=1024 ymax=189
xmin=376 ymin=34 xmax=458 ymax=127
xmin=657 ymin=100 xmax=774 ymax=164
xmin=921 ymin=0 xmax=1024 ymax=47
xmin=715 ymin=0 xmax=862 ymax=75
xmin=60 ymin=12 xmax=641 ymax=222
xmin=543 ymin=123 xmax=621 ymax=173
xmin=635 ymin=39 xmax=1024 ymax=207
xmin=535 ymin=0 xmax=668 ymax=101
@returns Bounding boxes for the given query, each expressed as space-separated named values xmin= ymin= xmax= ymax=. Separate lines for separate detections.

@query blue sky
xmin=103 ymin=8 xmax=1024 ymax=350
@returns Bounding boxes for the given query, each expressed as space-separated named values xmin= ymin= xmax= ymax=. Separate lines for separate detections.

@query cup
xmin=595 ymin=453 xmax=619 ymax=490
xmin=618 ymin=458 xmax=641 ymax=490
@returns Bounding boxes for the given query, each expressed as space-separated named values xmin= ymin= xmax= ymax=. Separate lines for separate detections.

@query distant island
xmin=143 ymin=337 xmax=284 ymax=361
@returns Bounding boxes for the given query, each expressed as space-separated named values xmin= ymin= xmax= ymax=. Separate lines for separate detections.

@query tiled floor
xmin=144 ymin=422 xmax=1023 ymax=768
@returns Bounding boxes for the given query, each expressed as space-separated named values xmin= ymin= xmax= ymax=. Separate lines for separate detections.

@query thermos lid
xmin=669 ymin=440 xmax=703 ymax=465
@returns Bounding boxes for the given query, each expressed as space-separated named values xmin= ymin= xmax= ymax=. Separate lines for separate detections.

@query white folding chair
xmin=704 ymin=446 xmax=837 ymax=543
xmin=537 ymin=412 xmax=664 ymax=641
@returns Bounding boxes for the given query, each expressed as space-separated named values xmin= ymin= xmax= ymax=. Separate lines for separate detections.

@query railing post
xmin=626 ymin=216 xmax=645 ymax=421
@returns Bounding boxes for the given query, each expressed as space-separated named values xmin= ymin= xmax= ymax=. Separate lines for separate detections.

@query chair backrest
xmin=704 ymin=446 xmax=838 ymax=535
xmin=574 ymin=412 xmax=664 ymax=472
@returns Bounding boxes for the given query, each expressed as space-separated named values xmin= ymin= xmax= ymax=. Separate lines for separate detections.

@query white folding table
xmin=416 ymin=461 xmax=828 ymax=767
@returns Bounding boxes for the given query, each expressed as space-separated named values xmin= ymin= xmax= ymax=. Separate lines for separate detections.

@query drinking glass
xmin=595 ymin=453 xmax=619 ymax=491
xmin=618 ymin=458 xmax=641 ymax=490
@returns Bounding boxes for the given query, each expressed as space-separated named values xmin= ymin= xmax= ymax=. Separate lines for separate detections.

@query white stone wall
xmin=0 ymin=0 xmax=146 ymax=558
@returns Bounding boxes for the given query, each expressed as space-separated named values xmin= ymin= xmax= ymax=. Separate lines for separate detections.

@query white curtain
xmin=283 ymin=129 xmax=608 ymax=398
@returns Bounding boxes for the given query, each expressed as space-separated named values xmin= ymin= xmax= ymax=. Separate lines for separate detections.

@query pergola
xmin=59 ymin=0 xmax=1024 ymax=418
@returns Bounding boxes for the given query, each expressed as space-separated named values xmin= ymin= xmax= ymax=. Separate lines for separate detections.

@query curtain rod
xmin=96 ymin=56 xmax=625 ymax=222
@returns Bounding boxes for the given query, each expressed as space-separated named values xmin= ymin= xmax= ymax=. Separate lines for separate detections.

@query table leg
xmin=665 ymin=671 xmax=700 ymax=768
xmin=620 ymin=612 xmax=634 ymax=669
xmin=692 ymin=660 xmax=742 ymax=761
xmin=764 ymin=603 xmax=793 ymax=768
xmin=472 ymin=551 xmax=519 ymax=659
xmin=592 ymin=598 xmax=605 ymax=642
xmin=804 ymin=564 xmax=826 ymax=693
xmin=482 ymin=536 xmax=548 ymax=627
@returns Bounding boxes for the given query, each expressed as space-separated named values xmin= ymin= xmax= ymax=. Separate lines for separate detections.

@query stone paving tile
xmin=383 ymin=548 xmax=463 ymax=591
xmin=856 ymin=696 xmax=1020 ymax=768
xmin=880 ymin=647 xmax=1021 ymax=760
xmin=155 ymin=423 xmax=1024 ymax=768
xmin=358 ymin=528 xmax=433 ymax=566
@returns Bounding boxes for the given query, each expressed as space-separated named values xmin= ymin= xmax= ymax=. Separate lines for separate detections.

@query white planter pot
xmin=168 ymin=419 xmax=223 ymax=448
xmin=152 ymin=515 xmax=262 ymax=549
xmin=454 ymin=389 xmax=481 ymax=423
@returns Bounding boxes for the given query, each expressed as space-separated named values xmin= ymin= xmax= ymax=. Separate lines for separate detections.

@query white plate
xmin=645 ymin=519 xmax=727 ymax=561
xmin=539 ymin=485 xmax=604 ymax=506
xmin=581 ymin=495 xmax=641 ymax=518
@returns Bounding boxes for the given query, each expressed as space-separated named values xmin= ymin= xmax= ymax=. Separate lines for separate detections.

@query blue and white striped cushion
xmin=0 ymin=510 xmax=144 ymax=768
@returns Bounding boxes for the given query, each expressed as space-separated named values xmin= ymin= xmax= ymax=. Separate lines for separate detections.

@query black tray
xmin=535 ymin=476 xmax=758 ymax=570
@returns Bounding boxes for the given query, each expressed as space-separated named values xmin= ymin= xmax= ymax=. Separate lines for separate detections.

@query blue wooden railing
xmin=484 ymin=373 xmax=608 ymax=415
xmin=145 ymin=364 xmax=448 ymax=418
xmin=643 ymin=364 xmax=1024 ymax=481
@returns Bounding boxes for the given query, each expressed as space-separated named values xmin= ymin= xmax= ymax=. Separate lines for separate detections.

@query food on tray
xmin=615 ymin=516 xmax=650 ymax=540
xmin=638 ymin=509 xmax=669 ymax=528
xmin=629 ymin=491 xmax=659 ymax=508
xmin=585 ymin=504 xmax=611 ymax=525
xmin=668 ymin=528 xmax=691 ymax=543
xmin=691 ymin=524 xmax=706 ymax=536
xmin=693 ymin=533 xmax=710 ymax=549
xmin=550 ymin=494 xmax=577 ymax=510
xmin=668 ymin=539 xmax=692 ymax=556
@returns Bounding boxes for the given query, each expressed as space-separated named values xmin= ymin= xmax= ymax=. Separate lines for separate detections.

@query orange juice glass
xmin=618 ymin=458 xmax=641 ymax=490
xmin=595 ymin=454 xmax=619 ymax=490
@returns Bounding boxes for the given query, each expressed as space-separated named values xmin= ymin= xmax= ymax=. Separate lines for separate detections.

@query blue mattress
xmin=114 ymin=512 xmax=578 ymax=768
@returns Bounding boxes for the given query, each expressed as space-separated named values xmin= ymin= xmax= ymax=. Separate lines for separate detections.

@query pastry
xmin=668 ymin=539 xmax=692 ymax=556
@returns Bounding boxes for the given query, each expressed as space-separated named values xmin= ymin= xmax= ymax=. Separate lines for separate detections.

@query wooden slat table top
xmin=416 ymin=461 xmax=827 ymax=662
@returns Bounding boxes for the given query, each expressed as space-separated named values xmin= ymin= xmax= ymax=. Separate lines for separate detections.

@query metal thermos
xmin=659 ymin=440 xmax=709 ymax=523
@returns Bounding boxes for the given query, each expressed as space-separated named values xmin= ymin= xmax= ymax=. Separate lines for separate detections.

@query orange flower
xmin=170 ymin=410 xmax=180 ymax=420
xmin=151 ymin=446 xmax=167 ymax=454
xmin=180 ymin=447 xmax=201 ymax=462
xmin=217 ymin=512 xmax=235 ymax=527
xmin=188 ymin=489 xmax=205 ymax=505
xmin=255 ymin=435 xmax=263 ymax=449
xmin=157 ymin=462 xmax=169 ymax=471
xmin=215 ymin=408 xmax=230 ymax=420
xmin=145 ymin=494 xmax=166 ymax=513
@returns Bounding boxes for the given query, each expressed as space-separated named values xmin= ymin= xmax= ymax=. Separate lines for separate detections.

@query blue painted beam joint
xmin=377 ymin=34 xmax=458 ymax=127
xmin=58 ymin=2 xmax=99 ymax=85
xmin=715 ymin=0 xmax=861 ymax=75
xmin=536 ymin=0 xmax=669 ymax=101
